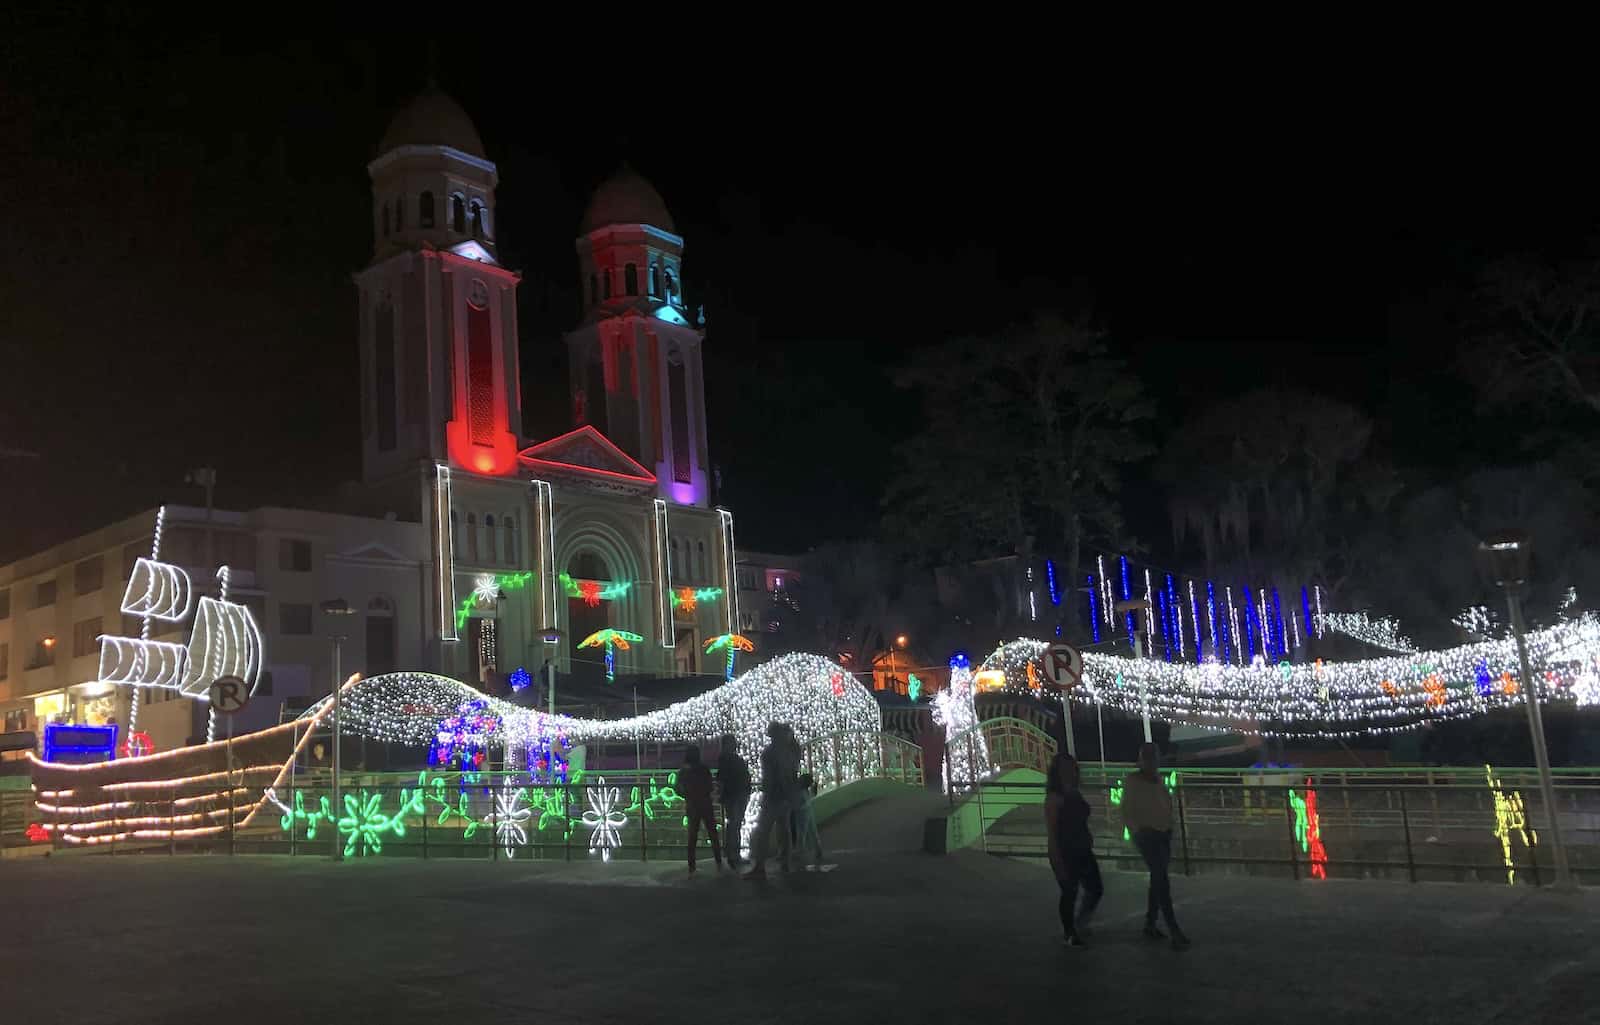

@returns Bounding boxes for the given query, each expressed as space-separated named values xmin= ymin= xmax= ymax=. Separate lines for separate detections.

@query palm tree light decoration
xmin=704 ymin=633 xmax=756 ymax=681
xmin=578 ymin=629 xmax=644 ymax=682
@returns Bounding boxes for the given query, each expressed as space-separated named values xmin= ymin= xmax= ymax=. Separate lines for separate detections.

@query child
xmin=792 ymin=772 xmax=824 ymax=870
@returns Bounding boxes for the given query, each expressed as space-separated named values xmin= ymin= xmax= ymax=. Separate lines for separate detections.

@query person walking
xmin=715 ymin=734 xmax=752 ymax=868
xmin=792 ymin=772 xmax=824 ymax=870
xmin=1122 ymin=743 xmax=1190 ymax=949
xmin=1045 ymin=752 xmax=1103 ymax=947
xmin=680 ymin=745 xmax=722 ymax=875
xmin=744 ymin=722 xmax=798 ymax=880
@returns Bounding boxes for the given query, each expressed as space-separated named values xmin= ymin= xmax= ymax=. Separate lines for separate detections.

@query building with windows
xmin=0 ymin=87 xmax=745 ymax=756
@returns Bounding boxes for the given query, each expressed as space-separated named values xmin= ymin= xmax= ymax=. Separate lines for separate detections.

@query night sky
xmin=4 ymin=24 xmax=1597 ymax=563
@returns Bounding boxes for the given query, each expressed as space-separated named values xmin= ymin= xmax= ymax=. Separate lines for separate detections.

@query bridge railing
xmin=800 ymin=731 xmax=925 ymax=792
xmin=959 ymin=769 xmax=1600 ymax=887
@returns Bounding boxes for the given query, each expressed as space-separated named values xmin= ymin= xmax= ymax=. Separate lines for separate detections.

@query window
xmin=279 ymin=602 xmax=313 ymax=635
xmin=278 ymin=538 xmax=312 ymax=572
xmin=0 ymin=588 xmax=9 ymax=621
xmin=589 ymin=273 xmax=598 ymax=306
xmin=504 ymin=516 xmax=518 ymax=565
xmin=466 ymin=514 xmax=478 ymax=562
xmin=452 ymin=194 xmax=466 ymax=233
xmin=0 ymin=642 xmax=8 ymax=681
xmin=697 ymin=541 xmax=707 ymax=581
xmin=382 ymin=202 xmax=390 ymax=237
xmin=470 ymin=200 xmax=485 ymax=239
xmin=395 ymin=194 xmax=404 ymax=231
xmin=664 ymin=269 xmax=676 ymax=304
xmin=29 ymin=637 xmax=55 ymax=669
xmin=671 ymin=537 xmax=682 ymax=579
xmin=484 ymin=514 xmax=497 ymax=564
xmin=420 ymin=191 xmax=436 ymax=228
xmin=624 ymin=263 xmax=638 ymax=296
xmin=72 ymin=617 xmax=102 ymax=658
xmin=35 ymin=578 xmax=56 ymax=608
xmin=602 ymin=270 xmax=611 ymax=300
xmin=74 ymin=557 xmax=104 ymax=595
xmin=4 ymin=708 xmax=24 ymax=731
xmin=649 ymin=265 xmax=659 ymax=297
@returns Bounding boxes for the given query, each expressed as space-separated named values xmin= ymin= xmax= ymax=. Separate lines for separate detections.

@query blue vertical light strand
xmin=1300 ymin=587 xmax=1314 ymax=649
xmin=1120 ymin=556 xmax=1135 ymax=650
xmin=1244 ymin=588 xmax=1258 ymax=662
xmin=1168 ymin=575 xmax=1183 ymax=659
xmin=1086 ymin=575 xmax=1101 ymax=644
xmin=1189 ymin=581 xmax=1204 ymax=665
xmin=1157 ymin=587 xmax=1172 ymax=661
xmin=1046 ymin=559 xmax=1060 ymax=606
xmin=1272 ymin=588 xmax=1286 ymax=659
xmin=1206 ymin=581 xmax=1220 ymax=664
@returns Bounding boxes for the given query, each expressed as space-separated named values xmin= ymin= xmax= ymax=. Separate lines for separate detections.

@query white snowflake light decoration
xmin=472 ymin=574 xmax=500 ymax=606
xmin=493 ymin=783 xmax=530 ymax=858
xmin=582 ymin=776 xmax=626 ymax=861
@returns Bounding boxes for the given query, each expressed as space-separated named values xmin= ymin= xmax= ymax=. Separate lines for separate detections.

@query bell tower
xmin=354 ymin=86 xmax=522 ymax=484
xmin=565 ymin=165 xmax=710 ymax=506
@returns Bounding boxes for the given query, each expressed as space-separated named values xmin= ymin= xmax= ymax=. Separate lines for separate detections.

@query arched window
xmin=602 ymin=271 xmax=612 ymax=300
xmin=395 ymin=195 xmax=404 ymax=231
xmin=649 ymin=265 xmax=659 ymax=297
xmin=590 ymin=273 xmax=598 ymax=306
xmin=504 ymin=515 xmax=518 ymax=566
xmin=450 ymin=510 xmax=460 ymax=558
xmin=466 ymin=513 xmax=478 ymax=562
xmin=664 ymin=269 xmax=676 ymax=304
xmin=624 ymin=263 xmax=638 ymax=296
xmin=484 ymin=514 xmax=497 ymax=564
xmin=671 ymin=537 xmax=682 ymax=579
xmin=470 ymin=200 xmax=485 ymax=239
xmin=697 ymin=541 xmax=707 ymax=581
xmin=381 ymin=203 xmax=390 ymax=237
xmin=452 ymin=194 xmax=466 ymax=233
xmin=420 ymin=191 xmax=436 ymax=228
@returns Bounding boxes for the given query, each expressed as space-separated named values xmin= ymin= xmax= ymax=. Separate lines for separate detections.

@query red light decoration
xmin=1502 ymin=671 xmax=1519 ymax=696
xmin=1304 ymin=780 xmax=1328 ymax=880
xmin=675 ymin=587 xmax=697 ymax=614
xmin=1422 ymin=674 xmax=1446 ymax=708
xmin=121 ymin=731 xmax=155 ymax=759
xmin=830 ymin=671 xmax=845 ymax=697
xmin=579 ymin=580 xmax=602 ymax=607
xmin=26 ymin=822 xmax=49 ymax=843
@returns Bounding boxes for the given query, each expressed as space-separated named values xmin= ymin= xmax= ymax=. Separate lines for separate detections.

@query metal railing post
xmin=169 ymin=792 xmax=177 ymax=856
xmin=640 ymin=781 xmax=648 ymax=862
xmin=565 ymin=785 xmax=573 ymax=861
xmin=1285 ymin=786 xmax=1300 ymax=881
xmin=491 ymin=778 xmax=499 ymax=862
xmin=288 ymin=776 xmax=296 ymax=857
xmin=1176 ymin=782 xmax=1192 ymax=877
xmin=1399 ymin=788 xmax=1416 ymax=883
xmin=421 ymin=790 xmax=429 ymax=860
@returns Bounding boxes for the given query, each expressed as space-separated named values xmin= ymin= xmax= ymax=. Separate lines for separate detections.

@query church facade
xmin=0 ymin=88 xmax=743 ymax=753
xmin=349 ymin=88 xmax=738 ymax=687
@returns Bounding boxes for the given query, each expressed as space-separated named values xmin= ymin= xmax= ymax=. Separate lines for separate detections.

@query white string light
xmin=1317 ymin=612 xmax=1417 ymax=653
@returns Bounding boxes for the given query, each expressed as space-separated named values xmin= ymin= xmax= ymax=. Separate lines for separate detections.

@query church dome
xmin=580 ymin=165 xmax=675 ymax=234
xmin=379 ymin=86 xmax=486 ymax=157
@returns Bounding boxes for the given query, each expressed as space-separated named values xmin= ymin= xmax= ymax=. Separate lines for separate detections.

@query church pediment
xmin=517 ymin=426 xmax=656 ymax=494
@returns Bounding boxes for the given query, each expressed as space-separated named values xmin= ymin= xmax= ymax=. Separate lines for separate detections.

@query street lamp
xmin=320 ymin=597 xmax=357 ymax=861
xmin=1478 ymin=531 xmax=1571 ymax=887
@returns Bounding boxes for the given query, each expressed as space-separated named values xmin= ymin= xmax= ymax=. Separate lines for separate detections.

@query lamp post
xmin=892 ymin=634 xmax=908 ymax=693
xmin=320 ymin=598 xmax=357 ymax=861
xmin=1479 ymin=532 xmax=1571 ymax=887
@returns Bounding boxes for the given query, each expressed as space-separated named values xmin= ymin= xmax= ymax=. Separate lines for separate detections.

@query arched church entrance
xmin=567 ymin=550 xmax=612 ymax=685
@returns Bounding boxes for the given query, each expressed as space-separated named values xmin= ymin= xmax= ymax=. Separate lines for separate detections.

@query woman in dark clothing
xmin=1044 ymin=752 xmax=1103 ymax=946
xmin=681 ymin=745 xmax=721 ymax=874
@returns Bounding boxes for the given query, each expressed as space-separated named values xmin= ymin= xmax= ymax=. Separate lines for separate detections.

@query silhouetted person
xmin=792 ymin=772 xmax=823 ymax=869
xmin=1045 ymin=752 xmax=1102 ymax=947
xmin=1122 ymin=743 xmax=1189 ymax=949
xmin=744 ymin=722 xmax=798 ymax=880
xmin=716 ymin=734 xmax=751 ymax=867
xmin=681 ymin=745 xmax=721 ymax=875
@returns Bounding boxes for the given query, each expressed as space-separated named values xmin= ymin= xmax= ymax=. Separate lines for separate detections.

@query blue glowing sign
xmin=43 ymin=723 xmax=119 ymax=764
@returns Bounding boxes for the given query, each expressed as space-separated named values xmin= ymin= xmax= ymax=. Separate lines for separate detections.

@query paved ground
xmin=5 ymin=800 xmax=1599 ymax=1024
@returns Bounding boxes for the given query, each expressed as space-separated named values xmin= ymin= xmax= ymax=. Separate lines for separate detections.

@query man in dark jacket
xmin=715 ymin=734 xmax=752 ymax=867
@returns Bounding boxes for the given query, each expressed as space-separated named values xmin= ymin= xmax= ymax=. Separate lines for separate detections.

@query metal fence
xmin=964 ymin=765 xmax=1600 ymax=886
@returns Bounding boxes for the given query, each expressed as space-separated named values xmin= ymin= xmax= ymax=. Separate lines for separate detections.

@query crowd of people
xmin=681 ymin=721 xmax=824 ymax=878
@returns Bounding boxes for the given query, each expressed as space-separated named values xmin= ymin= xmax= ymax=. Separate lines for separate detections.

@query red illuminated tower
xmin=565 ymin=166 xmax=710 ymax=507
xmin=354 ymin=86 xmax=522 ymax=486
